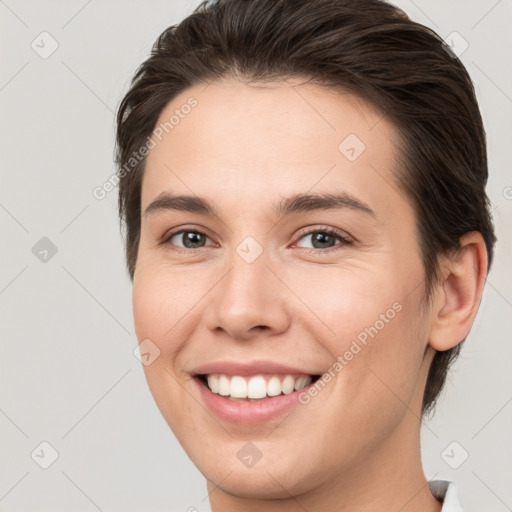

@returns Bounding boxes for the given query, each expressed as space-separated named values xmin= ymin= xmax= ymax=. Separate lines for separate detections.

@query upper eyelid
xmin=294 ymin=225 xmax=351 ymax=239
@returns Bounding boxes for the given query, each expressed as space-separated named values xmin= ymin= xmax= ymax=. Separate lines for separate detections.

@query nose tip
xmin=204 ymin=259 xmax=291 ymax=341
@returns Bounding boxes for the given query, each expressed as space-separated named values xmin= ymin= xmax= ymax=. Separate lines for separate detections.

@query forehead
xmin=142 ymin=78 xmax=407 ymax=220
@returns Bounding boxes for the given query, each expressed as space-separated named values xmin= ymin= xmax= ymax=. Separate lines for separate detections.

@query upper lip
xmin=191 ymin=360 xmax=320 ymax=377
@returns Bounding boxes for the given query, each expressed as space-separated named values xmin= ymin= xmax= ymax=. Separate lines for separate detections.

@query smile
xmin=200 ymin=373 xmax=319 ymax=401
xmin=192 ymin=366 xmax=322 ymax=424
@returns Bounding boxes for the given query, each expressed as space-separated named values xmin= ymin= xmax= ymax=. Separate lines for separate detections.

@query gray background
xmin=1 ymin=1 xmax=511 ymax=510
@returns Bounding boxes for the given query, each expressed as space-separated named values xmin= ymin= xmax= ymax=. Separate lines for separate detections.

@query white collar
xmin=429 ymin=480 xmax=463 ymax=512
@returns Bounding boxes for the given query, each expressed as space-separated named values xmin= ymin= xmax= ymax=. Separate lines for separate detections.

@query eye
xmin=160 ymin=226 xmax=351 ymax=252
xmin=294 ymin=227 xmax=352 ymax=250
xmin=164 ymin=229 xmax=213 ymax=249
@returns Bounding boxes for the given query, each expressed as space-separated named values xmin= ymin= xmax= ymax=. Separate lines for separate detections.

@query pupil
xmin=184 ymin=232 xmax=204 ymax=248
xmin=313 ymin=232 xmax=334 ymax=248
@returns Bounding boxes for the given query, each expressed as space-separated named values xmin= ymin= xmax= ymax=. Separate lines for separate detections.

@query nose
xmin=204 ymin=250 xmax=291 ymax=341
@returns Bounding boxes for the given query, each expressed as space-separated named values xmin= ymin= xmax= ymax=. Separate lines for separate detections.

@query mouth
xmin=195 ymin=373 xmax=322 ymax=402
xmin=190 ymin=360 xmax=325 ymax=424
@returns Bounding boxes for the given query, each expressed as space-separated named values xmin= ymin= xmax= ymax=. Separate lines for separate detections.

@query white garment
xmin=430 ymin=480 xmax=463 ymax=512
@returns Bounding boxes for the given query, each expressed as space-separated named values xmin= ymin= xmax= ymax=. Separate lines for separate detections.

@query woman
xmin=116 ymin=0 xmax=496 ymax=509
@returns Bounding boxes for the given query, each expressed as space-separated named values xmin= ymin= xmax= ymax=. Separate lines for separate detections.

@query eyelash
xmin=159 ymin=225 xmax=353 ymax=254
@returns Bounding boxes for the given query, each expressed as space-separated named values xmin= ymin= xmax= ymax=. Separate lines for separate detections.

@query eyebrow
xmin=144 ymin=191 xmax=376 ymax=219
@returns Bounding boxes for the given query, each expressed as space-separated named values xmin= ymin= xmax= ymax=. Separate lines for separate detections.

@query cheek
xmin=131 ymin=265 xmax=194 ymax=418
xmin=287 ymin=264 xmax=404 ymax=344
xmin=132 ymin=263 xmax=201 ymax=344
xmin=290 ymin=264 xmax=428 ymax=399
xmin=132 ymin=267 xmax=198 ymax=429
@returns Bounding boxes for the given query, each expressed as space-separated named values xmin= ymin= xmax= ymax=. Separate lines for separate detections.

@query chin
xmin=205 ymin=464 xmax=310 ymax=501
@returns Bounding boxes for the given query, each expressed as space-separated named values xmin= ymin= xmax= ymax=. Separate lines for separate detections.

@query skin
xmin=132 ymin=78 xmax=487 ymax=511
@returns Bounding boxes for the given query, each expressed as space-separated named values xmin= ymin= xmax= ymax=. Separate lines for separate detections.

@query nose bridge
xmin=205 ymin=242 xmax=290 ymax=339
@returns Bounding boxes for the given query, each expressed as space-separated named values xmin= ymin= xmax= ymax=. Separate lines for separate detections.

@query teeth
xmin=204 ymin=374 xmax=313 ymax=399
xmin=230 ymin=376 xmax=247 ymax=398
xmin=218 ymin=375 xmax=230 ymax=396
xmin=281 ymin=375 xmax=295 ymax=395
xmin=247 ymin=376 xmax=267 ymax=399
xmin=207 ymin=374 xmax=219 ymax=394
xmin=294 ymin=376 xmax=310 ymax=391
xmin=267 ymin=376 xmax=282 ymax=397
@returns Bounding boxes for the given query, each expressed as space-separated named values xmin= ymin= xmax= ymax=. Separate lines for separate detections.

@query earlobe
xmin=428 ymin=232 xmax=488 ymax=352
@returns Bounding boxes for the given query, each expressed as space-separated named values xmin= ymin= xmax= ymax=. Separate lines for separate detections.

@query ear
xmin=429 ymin=232 xmax=488 ymax=351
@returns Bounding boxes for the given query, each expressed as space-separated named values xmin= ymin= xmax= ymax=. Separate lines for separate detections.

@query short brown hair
xmin=115 ymin=0 xmax=496 ymax=415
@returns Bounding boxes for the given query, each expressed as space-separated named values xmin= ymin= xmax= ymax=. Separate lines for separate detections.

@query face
xmin=133 ymin=78 xmax=434 ymax=499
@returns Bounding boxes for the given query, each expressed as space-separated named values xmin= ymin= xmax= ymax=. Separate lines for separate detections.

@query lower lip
xmin=193 ymin=376 xmax=312 ymax=425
